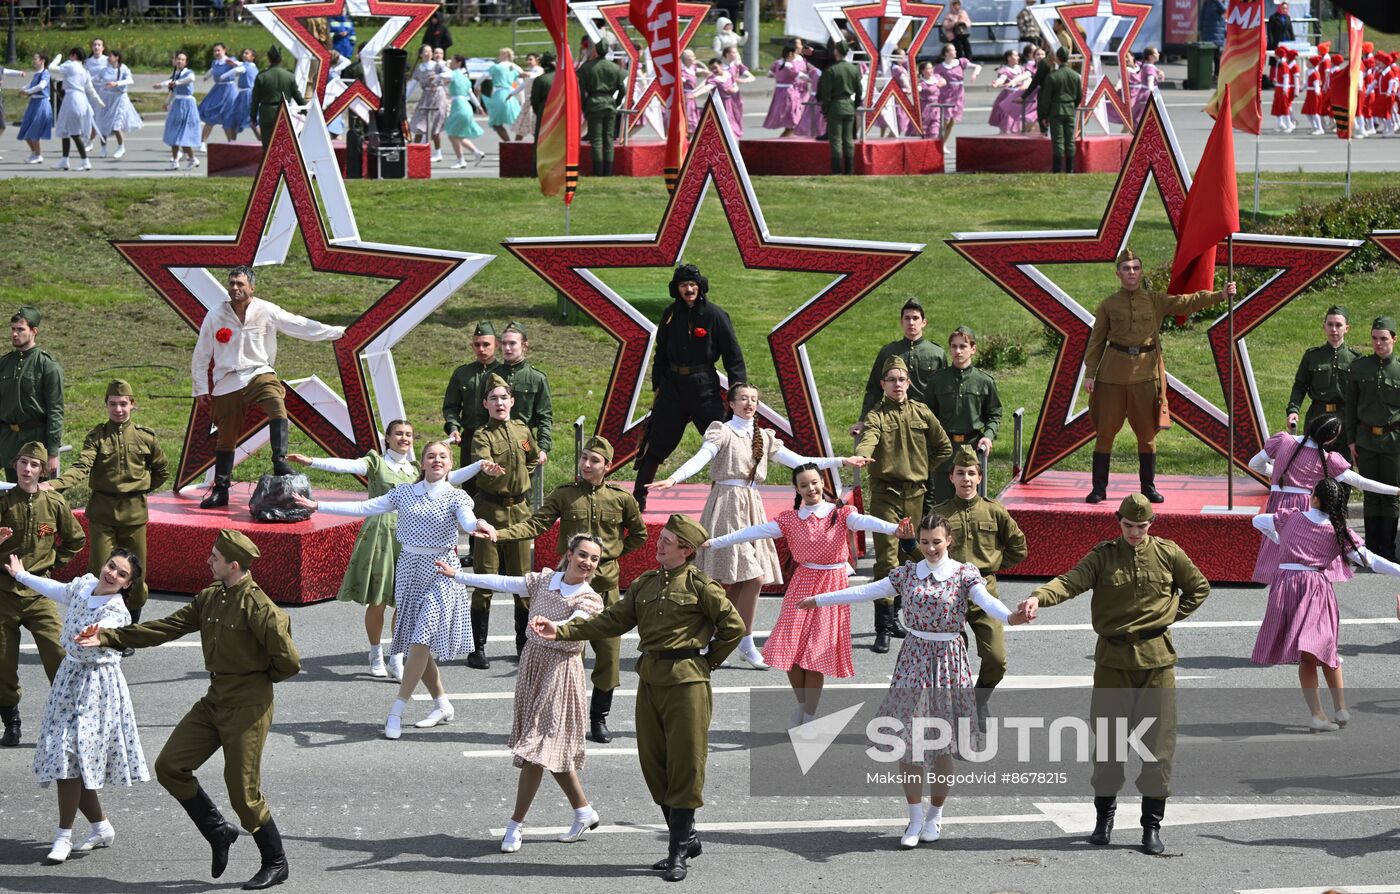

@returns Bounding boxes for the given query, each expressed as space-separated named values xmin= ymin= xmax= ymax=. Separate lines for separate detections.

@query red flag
xmin=628 ymin=0 xmax=685 ymax=190
xmin=1169 ymin=85 xmax=1240 ymax=309
xmin=1330 ymin=15 xmax=1365 ymax=139
xmin=1204 ymin=0 xmax=1265 ymax=134
xmin=534 ymin=0 xmax=580 ymax=203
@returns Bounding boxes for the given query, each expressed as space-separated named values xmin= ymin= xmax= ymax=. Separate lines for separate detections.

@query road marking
xmin=20 ymin=640 xmax=202 ymax=652
xmin=1236 ymin=886 xmax=1400 ymax=894
xmin=464 ymin=743 xmax=747 ymax=759
xmin=1035 ymin=801 xmax=1400 ymax=834
xmin=489 ymin=814 xmax=1046 ymax=837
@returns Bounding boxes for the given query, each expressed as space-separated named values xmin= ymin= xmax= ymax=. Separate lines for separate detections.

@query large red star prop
xmin=113 ymin=107 xmax=474 ymax=491
xmin=598 ymin=1 xmax=712 ymax=135
xmin=946 ymin=93 xmax=1361 ymax=483
xmin=1057 ymin=0 xmax=1151 ymax=130
xmin=505 ymin=98 xmax=922 ymax=468
xmin=841 ymin=0 xmax=942 ymax=135
xmin=1372 ymin=231 xmax=1400 ymax=265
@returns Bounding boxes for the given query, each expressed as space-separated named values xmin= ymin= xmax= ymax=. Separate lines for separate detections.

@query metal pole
xmin=1227 ymin=235 xmax=1235 ymax=511
xmin=1345 ymin=134 xmax=1352 ymax=197
xmin=1012 ymin=407 xmax=1025 ymax=484
xmin=1252 ymin=129 xmax=1261 ymax=214
xmin=6 ymin=0 xmax=16 ymax=67
xmin=742 ymin=0 xmax=759 ymax=70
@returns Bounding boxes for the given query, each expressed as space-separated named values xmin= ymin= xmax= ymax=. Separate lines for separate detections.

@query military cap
xmin=13 ymin=306 xmax=41 ymax=327
xmin=665 ymin=513 xmax=709 ymax=549
xmin=106 ymin=379 xmax=135 ymax=398
xmin=213 ymin=529 xmax=261 ymax=567
xmin=882 ymin=355 xmax=909 ymax=375
xmin=1324 ymin=305 xmax=1348 ymax=321
xmin=472 ymin=321 xmax=497 ymax=338
xmin=1117 ymin=493 xmax=1155 ymax=523
xmin=1373 ymin=317 xmax=1397 ymax=336
xmin=503 ymin=320 xmax=528 ymax=340
xmin=1115 ymin=249 xmax=1140 ymax=267
xmin=485 ymin=373 xmax=511 ymax=394
xmin=952 ymin=445 xmax=980 ymax=468
xmin=15 ymin=441 xmax=47 ymax=463
xmin=950 ymin=325 xmax=976 ymax=343
xmin=582 ymin=435 xmax=614 ymax=463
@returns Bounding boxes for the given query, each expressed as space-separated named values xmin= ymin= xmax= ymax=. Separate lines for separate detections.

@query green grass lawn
xmin=0 ymin=170 xmax=1395 ymax=508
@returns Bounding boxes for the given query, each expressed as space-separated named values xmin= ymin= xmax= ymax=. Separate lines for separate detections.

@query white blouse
xmin=814 ymin=556 xmax=1012 ymax=622
xmin=15 ymin=570 xmax=126 ymax=625
xmin=308 ymin=450 xmax=485 ymax=485
xmin=317 ymin=478 xmax=479 ymax=531
xmin=451 ymin=570 xmax=597 ymax=621
xmin=1246 ymin=436 xmax=1399 ymax=496
xmin=191 ymin=297 xmax=345 ymax=397
xmin=705 ymin=500 xmax=898 ymax=549
xmin=668 ymin=416 xmax=843 ymax=483
xmin=1251 ymin=509 xmax=1400 ymax=574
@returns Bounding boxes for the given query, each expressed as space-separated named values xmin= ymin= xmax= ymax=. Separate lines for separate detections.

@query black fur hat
xmin=669 ymin=264 xmax=708 ymax=299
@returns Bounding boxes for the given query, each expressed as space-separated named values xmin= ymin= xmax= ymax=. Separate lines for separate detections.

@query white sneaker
xmin=385 ymin=711 xmax=403 ymax=740
xmin=77 ymin=826 xmax=115 ymax=851
xmin=430 ymin=149 xmax=443 ymax=162
xmin=473 ymin=148 xmax=487 ymax=166
xmin=919 ymin=815 xmax=942 ymax=842
xmin=198 ymin=141 xmax=207 ymax=152
xmin=387 ymin=653 xmax=404 ymax=681
xmin=190 ymin=156 xmax=200 ymax=169
xmin=451 ymin=158 xmax=468 ymax=169
xmin=1310 ymin=127 xmax=1325 ymax=135
xmin=52 ymin=158 xmax=69 ymax=170
xmin=900 ymin=818 xmax=922 ymax=849
xmin=168 ymin=159 xmax=180 ymax=170
xmin=76 ymin=160 xmax=92 ymax=171
xmin=501 ymin=825 xmax=523 ymax=853
xmin=25 ymin=154 xmax=41 ymax=164
xmin=368 ymin=651 xmax=388 ymax=677
xmin=414 ymin=702 xmax=454 ymax=728
xmin=45 ymin=836 xmax=72 ymax=864
xmin=113 ymin=144 xmax=126 ymax=159
xmin=1307 ymin=715 xmax=1340 ymax=732
xmin=557 ymin=806 xmax=600 ymax=842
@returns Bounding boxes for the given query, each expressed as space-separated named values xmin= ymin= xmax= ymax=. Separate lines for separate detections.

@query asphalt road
xmin=3 ymin=553 xmax=1400 ymax=893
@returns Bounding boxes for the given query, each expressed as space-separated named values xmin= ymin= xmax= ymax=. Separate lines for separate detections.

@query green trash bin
xmin=1186 ymin=41 xmax=1216 ymax=90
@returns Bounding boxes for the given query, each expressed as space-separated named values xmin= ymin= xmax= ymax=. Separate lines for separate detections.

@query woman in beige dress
xmin=648 ymin=383 xmax=869 ymax=668
xmin=436 ymin=534 xmax=605 ymax=854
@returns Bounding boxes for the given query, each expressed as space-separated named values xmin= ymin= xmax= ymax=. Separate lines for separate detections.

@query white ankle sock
xmin=574 ymin=806 xmax=593 ymax=822
xmin=369 ymin=644 xmax=384 ymax=660
xmin=506 ymin=819 xmax=522 ymax=836
xmin=433 ymin=696 xmax=452 ymax=711
xmin=926 ymin=804 xmax=943 ymax=822
xmin=740 ymin=634 xmax=755 ymax=652
xmin=389 ymin=697 xmax=407 ymax=717
xmin=802 ymin=713 xmax=816 ymax=725
xmin=54 ymin=827 xmax=73 ymax=841
xmin=92 ymin=819 xmax=113 ymax=837
xmin=907 ymin=803 xmax=924 ymax=825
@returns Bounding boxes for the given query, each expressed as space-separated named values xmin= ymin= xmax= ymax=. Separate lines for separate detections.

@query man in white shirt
xmin=191 ymin=265 xmax=345 ymax=508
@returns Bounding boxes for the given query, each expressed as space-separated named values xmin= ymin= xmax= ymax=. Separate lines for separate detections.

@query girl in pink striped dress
xmin=1250 ymin=479 xmax=1400 ymax=732
xmin=1131 ymin=48 xmax=1161 ymax=122
xmin=936 ymin=44 xmax=980 ymax=124
xmin=916 ymin=61 xmax=946 ymax=138
xmin=794 ymin=64 xmax=825 ymax=137
xmin=764 ymin=44 xmax=805 ymax=135
xmin=721 ymin=46 xmax=755 ymax=137
xmin=701 ymin=58 xmax=740 ymax=134
xmin=681 ymin=49 xmax=702 ymax=131
xmin=1247 ymin=414 xmax=1398 ymax=583
xmin=1021 ymin=46 xmax=1043 ymax=130
xmin=701 ymin=465 xmax=911 ymax=727
xmin=988 ymin=50 xmax=1027 ymax=133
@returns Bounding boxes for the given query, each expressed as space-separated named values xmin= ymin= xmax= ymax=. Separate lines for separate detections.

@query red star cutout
xmin=112 ymin=107 xmax=470 ymax=491
xmin=841 ymin=0 xmax=942 ymax=135
xmin=268 ymin=0 xmax=436 ymax=121
xmin=598 ymin=1 xmax=712 ymax=135
xmin=1372 ymin=231 xmax=1400 ymax=265
xmin=1057 ymin=0 xmax=1151 ymax=130
xmin=946 ymin=93 xmax=1360 ymax=483
xmin=505 ymin=99 xmax=922 ymax=467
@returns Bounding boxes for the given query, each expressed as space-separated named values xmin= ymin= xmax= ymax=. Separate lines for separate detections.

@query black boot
xmin=466 ymin=607 xmax=490 ymax=669
xmin=1085 ymin=451 xmax=1110 ymax=504
xmin=589 ymin=688 xmax=614 ymax=744
xmin=652 ymin=806 xmax=702 ymax=870
xmin=831 ymin=155 xmax=842 ymax=174
xmin=1381 ymin=517 xmax=1400 ymax=562
xmin=1140 ymin=797 xmax=1166 ymax=855
xmin=1089 ymin=796 xmax=1116 ymax=845
xmin=974 ymin=685 xmax=993 ymax=734
xmin=200 ymin=451 xmax=234 ymax=509
xmin=514 ymin=600 xmax=529 ymax=658
xmin=268 ymin=418 xmax=293 ymax=477
xmin=842 ymin=155 xmax=854 ymax=175
xmin=1138 ymin=452 xmax=1164 ymax=503
xmin=888 ymin=596 xmax=908 ymax=638
xmin=1064 ymin=149 xmax=1076 ymax=174
xmin=0 ymin=705 xmax=19 ymax=747
xmin=871 ymin=603 xmax=891 ymax=654
xmin=661 ymin=807 xmax=696 ymax=881
xmin=1051 ymin=154 xmax=1061 ymax=174
xmin=177 ymin=787 xmax=241 ymax=878
xmin=243 ymin=817 xmax=289 ymax=889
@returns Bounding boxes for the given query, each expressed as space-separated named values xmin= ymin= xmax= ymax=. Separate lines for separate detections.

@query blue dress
xmin=199 ymin=57 xmax=240 ymax=126
xmin=18 ymin=70 xmax=53 ymax=141
xmin=484 ymin=61 xmax=522 ymax=127
xmin=226 ymin=61 xmax=258 ymax=134
xmin=96 ymin=63 xmax=144 ymax=135
xmin=444 ymin=69 xmax=484 ymax=137
xmin=163 ymin=68 xmax=202 ymax=148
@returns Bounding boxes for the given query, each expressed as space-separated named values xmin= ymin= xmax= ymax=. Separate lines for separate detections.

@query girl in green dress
xmin=444 ymin=55 xmax=486 ymax=168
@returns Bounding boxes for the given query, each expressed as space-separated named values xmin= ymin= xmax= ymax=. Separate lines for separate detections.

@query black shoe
xmin=888 ymin=597 xmax=908 ymax=638
xmin=1140 ymin=797 xmax=1166 ymax=855
xmin=0 ymin=705 xmax=19 ymax=747
xmin=243 ymin=818 xmax=289 ymax=889
xmin=268 ymin=418 xmax=293 ymax=477
xmin=121 ymin=647 xmax=136 ymax=658
xmin=1138 ymin=452 xmax=1164 ymax=504
xmin=1141 ymin=827 xmax=1164 ymax=855
xmin=1089 ymin=796 xmax=1116 ymax=846
xmin=465 ymin=650 xmax=489 ymax=670
xmin=514 ymin=600 xmax=529 ymax=657
xmin=467 ymin=607 xmax=489 ymax=668
xmin=590 ymin=719 xmax=612 ymax=744
xmin=1085 ymin=451 xmax=1110 ymax=504
xmin=660 ymin=808 xmax=696 ymax=881
xmin=589 ymin=689 xmax=614 ymax=743
xmin=177 ymin=788 xmax=240 ymax=878
xmin=200 ymin=451 xmax=234 ymax=509
xmin=872 ymin=604 xmax=891 ymax=654
xmin=974 ymin=686 xmax=992 ymax=734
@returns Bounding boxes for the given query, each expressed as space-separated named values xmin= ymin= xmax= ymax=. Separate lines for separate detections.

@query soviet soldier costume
xmin=1287 ymin=305 xmax=1359 ymax=431
xmin=0 ymin=442 xmax=85 ymax=747
xmin=633 ymin=265 xmax=746 ymax=510
xmin=1026 ymin=494 xmax=1210 ymax=855
xmin=497 ymin=320 xmax=554 ymax=461
xmin=97 ymin=530 xmax=301 ymax=890
xmin=0 ymin=306 xmax=64 ymax=483
xmin=860 ymin=330 xmax=946 ymax=419
xmin=817 ymin=41 xmax=862 ymax=174
xmin=442 ymin=321 xmax=501 ymax=473
xmin=926 ymin=328 xmax=1002 ymax=504
xmin=578 ymin=40 xmax=626 ymax=176
xmin=855 ymin=355 xmax=953 ymax=653
xmin=1345 ymin=316 xmax=1400 ymax=560
xmin=1039 ymin=49 xmax=1083 ymax=173
xmin=51 ymin=380 xmax=170 ymax=626
xmin=249 ymin=53 xmax=306 ymax=150
xmin=470 ymin=374 xmax=540 ymax=661
xmin=494 ymin=436 xmax=646 ymax=742
xmin=1082 ymin=249 xmax=1224 ymax=504
xmin=549 ymin=514 xmax=744 ymax=883
xmin=932 ymin=446 xmax=1026 ymax=722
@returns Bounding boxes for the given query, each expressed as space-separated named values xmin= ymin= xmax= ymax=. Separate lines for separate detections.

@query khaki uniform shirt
xmin=0 ymin=488 xmax=85 ymax=597
xmin=861 ymin=338 xmax=947 ymax=417
xmin=932 ymin=493 xmax=1028 ymax=575
xmin=472 ymin=418 xmax=538 ymax=500
xmin=495 ymin=479 xmax=647 ymax=592
xmin=856 ymin=396 xmax=953 ymax=484
xmin=51 ymin=420 xmax=170 ymax=526
xmin=1083 ymin=287 xmax=1221 ymax=384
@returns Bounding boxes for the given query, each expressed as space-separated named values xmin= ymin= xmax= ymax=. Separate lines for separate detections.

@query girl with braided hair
xmin=647 ymin=384 xmax=870 ymax=668
xmin=1248 ymin=413 xmax=1398 ymax=582
xmin=1251 ymin=477 xmax=1400 ymax=731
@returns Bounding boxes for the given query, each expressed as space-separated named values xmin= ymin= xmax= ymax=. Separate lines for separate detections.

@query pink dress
xmin=682 ymin=64 xmax=700 ymax=130
xmin=1131 ymin=62 xmax=1158 ymax=121
xmin=889 ymin=62 xmax=913 ymax=135
xmin=795 ymin=63 xmax=826 ymax=137
xmin=764 ymin=58 xmax=805 ymax=129
xmin=723 ymin=62 xmax=749 ymax=137
xmin=1107 ymin=64 xmax=1140 ymax=125
xmin=1250 ymin=509 xmax=1359 ymax=669
xmin=988 ymin=64 xmax=1025 ymax=132
xmin=918 ymin=74 xmax=945 ymax=138
xmin=1021 ymin=60 xmax=1039 ymax=124
xmin=1250 ymin=431 xmax=1353 ymax=583
xmin=937 ymin=58 xmax=971 ymax=122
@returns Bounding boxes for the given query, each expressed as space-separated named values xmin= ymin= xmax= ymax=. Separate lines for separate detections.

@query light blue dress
xmin=227 ymin=60 xmax=258 ymax=134
xmin=18 ymin=70 xmax=53 ymax=141
xmin=51 ymin=59 xmax=101 ymax=139
xmin=484 ymin=60 xmax=522 ymax=127
xmin=163 ymin=67 xmax=202 ymax=148
xmin=96 ymin=63 xmax=144 ymax=135
xmin=444 ymin=69 xmax=484 ymax=138
xmin=199 ymin=57 xmax=240 ymax=125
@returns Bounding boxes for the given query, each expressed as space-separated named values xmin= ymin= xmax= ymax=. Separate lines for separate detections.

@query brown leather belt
xmin=1370 ymin=421 xmax=1400 ymax=436
xmin=1318 ymin=402 xmax=1341 ymax=413
xmin=1108 ymin=342 xmax=1156 ymax=356
xmin=2 ymin=419 xmax=43 ymax=433
xmin=670 ymin=364 xmax=711 ymax=376
xmin=1105 ymin=626 xmax=1168 ymax=645
xmin=949 ymin=432 xmax=980 ymax=444
xmin=476 ymin=491 xmax=526 ymax=507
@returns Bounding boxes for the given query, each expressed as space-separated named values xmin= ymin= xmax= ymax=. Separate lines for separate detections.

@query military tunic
xmin=1288 ymin=343 xmax=1360 ymax=429
xmin=860 ymin=338 xmax=947 ymax=418
xmin=442 ymin=358 xmax=500 ymax=469
xmin=495 ymin=479 xmax=647 ymax=691
xmin=1040 ymin=63 xmax=1083 ymax=170
xmin=932 ymin=492 xmax=1027 ymax=689
xmin=817 ymin=58 xmax=862 ymax=170
xmin=856 ymin=396 xmax=954 ymax=602
xmin=50 ymin=419 xmax=170 ymax=618
xmin=470 ymin=418 xmax=538 ymax=611
xmin=578 ymin=55 xmax=626 ymax=169
xmin=498 ymin=358 xmax=554 ymax=454
xmin=99 ymin=574 xmax=301 ymax=831
xmin=1345 ymin=352 xmax=1400 ymax=540
xmin=926 ymin=364 xmax=1002 ymax=503
xmin=0 ymin=486 xmax=86 ymax=707
xmin=0 ymin=346 xmax=64 ymax=482
xmin=250 ymin=64 xmax=305 ymax=149
xmin=1030 ymin=535 xmax=1209 ymax=797
xmin=555 ymin=562 xmax=744 ymax=808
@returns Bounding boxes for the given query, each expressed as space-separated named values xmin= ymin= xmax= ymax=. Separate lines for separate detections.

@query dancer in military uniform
xmin=853 ymin=298 xmax=946 ymax=436
xmin=249 ymin=46 xmax=304 ymax=150
xmin=534 ymin=514 xmax=744 ymax=882
xmin=0 ymin=306 xmax=64 ymax=482
xmin=817 ymin=40 xmax=861 ymax=174
xmin=1288 ymin=305 xmax=1358 ymax=432
xmin=0 ymin=442 xmax=85 ymax=748
xmin=932 ymin=446 xmax=1026 ymax=726
xmin=1082 ymin=249 xmax=1234 ymax=504
xmin=494 ymin=435 xmax=646 ymax=742
xmin=1040 ymin=47 xmax=1081 ymax=173
xmin=50 ymin=380 xmax=169 ymax=631
xmin=444 ymin=321 xmax=501 ymax=478
xmin=82 ymin=529 xmax=301 ymax=889
xmin=1345 ymin=317 xmax=1400 ymax=560
xmin=926 ymin=326 xmax=1001 ymax=504
xmin=578 ymin=38 xmax=625 ymax=176
xmin=497 ymin=321 xmax=553 ymax=466
xmin=1017 ymin=494 xmax=1210 ymax=855
xmin=855 ymin=355 xmax=953 ymax=653
xmin=633 ymin=264 xmax=746 ymax=511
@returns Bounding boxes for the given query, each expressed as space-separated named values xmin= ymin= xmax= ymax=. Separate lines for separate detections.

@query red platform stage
xmin=997 ymin=471 xmax=1268 ymax=583
xmin=738 ymin=137 xmax=944 ymax=176
xmin=499 ymin=139 xmax=666 ymax=178
xmin=956 ymin=134 xmax=1132 ymax=174
xmin=207 ymin=141 xmax=432 ymax=178
xmin=54 ymin=484 xmax=366 ymax=605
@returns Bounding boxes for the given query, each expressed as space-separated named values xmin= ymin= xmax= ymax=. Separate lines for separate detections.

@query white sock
xmin=740 ymin=634 xmax=754 ymax=652
xmin=91 ymin=819 xmax=114 ymax=837
xmin=907 ymin=803 xmax=924 ymax=825
xmin=926 ymin=804 xmax=944 ymax=822
xmin=389 ymin=697 xmax=407 ymax=717
xmin=505 ymin=819 xmax=522 ymax=836
xmin=574 ymin=805 xmax=593 ymax=822
xmin=802 ymin=713 xmax=816 ymax=725
xmin=54 ymin=827 xmax=73 ymax=840
xmin=433 ymin=696 xmax=452 ymax=711
xmin=369 ymin=644 xmax=384 ymax=660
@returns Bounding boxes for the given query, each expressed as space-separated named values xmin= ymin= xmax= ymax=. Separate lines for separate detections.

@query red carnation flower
xmin=215 ymin=327 xmax=233 ymax=344
xmin=692 ymin=327 xmax=708 ymax=338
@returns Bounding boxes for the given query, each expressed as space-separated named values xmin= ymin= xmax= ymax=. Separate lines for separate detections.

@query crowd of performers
xmin=4 ymin=257 xmax=1400 ymax=887
xmin=1266 ymin=41 xmax=1400 ymax=137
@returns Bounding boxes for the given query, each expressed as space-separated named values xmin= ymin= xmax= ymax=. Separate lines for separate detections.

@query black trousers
xmin=634 ymin=375 xmax=727 ymax=492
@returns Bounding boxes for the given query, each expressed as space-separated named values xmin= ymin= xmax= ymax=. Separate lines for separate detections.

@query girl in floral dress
xmin=702 ymin=464 xmax=911 ymax=727
xmin=987 ymin=49 xmax=1026 ymax=133
xmin=721 ymin=46 xmax=755 ymax=137
xmin=802 ymin=513 xmax=1028 ymax=849
xmin=7 ymin=550 xmax=148 ymax=865
xmin=765 ymin=44 xmax=806 ymax=136
xmin=916 ymin=61 xmax=946 ymax=138
xmin=437 ymin=534 xmax=606 ymax=854
xmin=936 ymin=43 xmax=980 ymax=128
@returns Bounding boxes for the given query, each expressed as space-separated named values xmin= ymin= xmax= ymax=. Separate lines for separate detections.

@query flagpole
xmin=1252 ymin=129 xmax=1261 ymax=214
xmin=1227 ymin=233 xmax=1235 ymax=511
xmin=1345 ymin=134 xmax=1352 ymax=198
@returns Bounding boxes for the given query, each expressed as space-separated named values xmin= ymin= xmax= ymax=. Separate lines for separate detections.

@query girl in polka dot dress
xmin=802 ymin=513 xmax=1029 ymax=849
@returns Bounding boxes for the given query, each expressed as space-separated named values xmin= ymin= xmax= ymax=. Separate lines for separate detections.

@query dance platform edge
xmin=956 ymin=133 xmax=1132 ymax=174
xmin=997 ymin=471 xmax=1268 ymax=584
xmin=206 ymin=140 xmax=433 ymax=179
